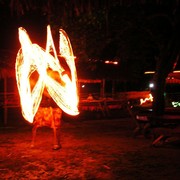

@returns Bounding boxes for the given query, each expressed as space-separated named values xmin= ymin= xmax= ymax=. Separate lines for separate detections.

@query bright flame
xmin=15 ymin=25 xmax=79 ymax=123
xmin=105 ymin=60 xmax=118 ymax=65
xmin=140 ymin=93 xmax=153 ymax=105
xmin=172 ymin=101 xmax=180 ymax=107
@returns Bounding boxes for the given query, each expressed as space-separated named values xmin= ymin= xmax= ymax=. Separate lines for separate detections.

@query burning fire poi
xmin=15 ymin=25 xmax=79 ymax=123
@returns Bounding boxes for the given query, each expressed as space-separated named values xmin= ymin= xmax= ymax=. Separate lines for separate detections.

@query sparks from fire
xmin=15 ymin=25 xmax=79 ymax=123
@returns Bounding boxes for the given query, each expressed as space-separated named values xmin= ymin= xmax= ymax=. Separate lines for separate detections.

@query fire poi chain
xmin=15 ymin=25 xmax=79 ymax=123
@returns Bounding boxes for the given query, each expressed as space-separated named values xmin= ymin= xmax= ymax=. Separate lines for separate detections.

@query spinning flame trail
xmin=16 ymin=25 xmax=79 ymax=123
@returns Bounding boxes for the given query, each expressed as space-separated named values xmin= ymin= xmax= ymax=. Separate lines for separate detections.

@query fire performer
xmin=15 ymin=25 xmax=79 ymax=150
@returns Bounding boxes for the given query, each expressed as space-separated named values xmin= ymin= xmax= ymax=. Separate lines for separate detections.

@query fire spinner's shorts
xmin=33 ymin=107 xmax=62 ymax=128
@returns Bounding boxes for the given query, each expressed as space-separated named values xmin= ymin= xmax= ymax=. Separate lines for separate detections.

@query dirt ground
xmin=0 ymin=114 xmax=180 ymax=180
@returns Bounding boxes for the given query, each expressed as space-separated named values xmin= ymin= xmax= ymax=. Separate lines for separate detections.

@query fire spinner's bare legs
xmin=31 ymin=125 xmax=38 ymax=148
xmin=53 ymin=127 xmax=61 ymax=150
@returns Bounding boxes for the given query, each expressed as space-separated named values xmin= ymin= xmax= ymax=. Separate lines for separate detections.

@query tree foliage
xmin=1 ymin=0 xmax=180 ymax=114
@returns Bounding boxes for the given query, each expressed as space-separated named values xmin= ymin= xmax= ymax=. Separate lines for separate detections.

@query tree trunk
xmin=152 ymin=70 xmax=166 ymax=115
xmin=152 ymin=51 xmax=180 ymax=116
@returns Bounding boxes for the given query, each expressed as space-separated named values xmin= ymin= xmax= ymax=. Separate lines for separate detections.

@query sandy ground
xmin=0 ymin=115 xmax=180 ymax=180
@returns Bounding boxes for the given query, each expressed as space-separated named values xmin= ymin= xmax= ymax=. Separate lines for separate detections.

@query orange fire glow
xmin=15 ymin=25 xmax=79 ymax=123
xmin=140 ymin=93 xmax=153 ymax=105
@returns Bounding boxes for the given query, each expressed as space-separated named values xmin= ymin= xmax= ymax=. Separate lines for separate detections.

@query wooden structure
xmin=78 ymin=79 xmax=105 ymax=99
xmin=0 ymin=50 xmax=16 ymax=125
xmin=78 ymin=79 xmax=127 ymax=117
